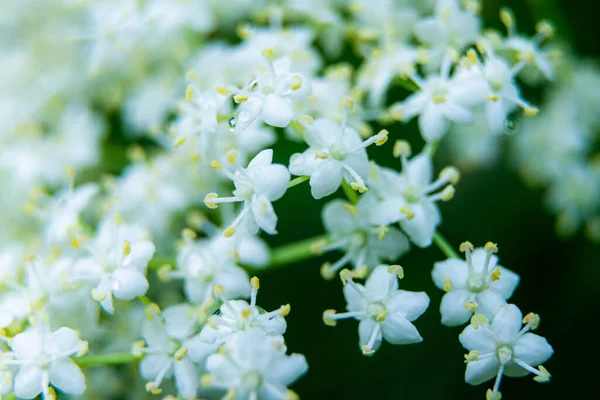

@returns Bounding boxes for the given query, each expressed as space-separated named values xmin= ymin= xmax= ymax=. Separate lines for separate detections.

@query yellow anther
xmin=433 ymin=95 xmax=447 ymax=104
xmin=320 ymin=262 xmax=335 ymax=280
xmin=443 ymin=277 xmax=453 ymax=292
xmin=204 ymin=193 xmax=219 ymax=209
xmin=378 ymin=225 xmax=389 ymax=240
xmin=464 ymin=300 xmax=479 ymax=312
xmin=185 ymin=85 xmax=194 ymax=101
xmin=390 ymin=105 xmax=404 ymax=121
xmin=158 ymin=265 xmax=172 ymax=282
xmin=466 ymin=49 xmax=479 ymax=65
xmin=114 ymin=214 xmax=123 ymax=225
xmin=350 ymin=182 xmax=368 ymax=193
xmin=145 ymin=381 xmax=163 ymax=394
xmin=144 ymin=304 xmax=161 ymax=321
xmin=66 ymin=165 xmax=75 ymax=178
xmin=342 ymin=203 xmax=358 ymax=215
xmin=375 ymin=129 xmax=389 ymax=146
xmin=354 ymin=266 xmax=368 ymax=279
xmin=340 ymin=269 xmax=353 ymax=285
xmin=290 ymin=75 xmax=303 ymax=90
xmin=200 ymin=374 xmax=215 ymax=388
xmin=280 ymin=304 xmax=291 ymax=317
xmin=388 ymin=265 xmax=404 ymax=279
xmin=286 ymin=389 xmax=300 ymax=400
xmin=295 ymin=114 xmax=314 ymax=131
xmin=91 ymin=288 xmax=106 ymax=302
xmin=186 ymin=70 xmax=199 ymax=80
xmin=233 ymin=93 xmax=248 ymax=103
xmin=71 ymin=238 xmax=82 ymax=249
xmin=236 ymin=23 xmax=252 ymax=39
xmin=459 ymin=241 xmax=474 ymax=252
xmin=440 ymin=166 xmax=460 ymax=185
xmin=224 ymin=388 xmax=237 ymax=400
xmin=211 ymin=160 xmax=222 ymax=170
xmin=490 ymin=267 xmax=501 ymax=281
xmin=470 ymin=313 xmax=489 ymax=329
xmin=310 ymin=239 xmax=327 ymax=255
xmin=393 ymin=140 xmax=411 ymax=158
xmin=465 ymin=0 xmax=481 ymax=14
xmin=241 ymin=307 xmax=251 ymax=319
xmin=342 ymin=96 xmax=355 ymax=111
xmin=173 ymin=136 xmax=186 ymax=147
xmin=536 ymin=20 xmax=555 ymax=38
xmin=123 ymin=240 xmax=131 ymax=256
xmin=213 ymin=284 xmax=226 ymax=298
xmin=349 ymin=2 xmax=363 ymax=13
xmin=47 ymin=387 xmax=57 ymax=400
xmin=524 ymin=106 xmax=539 ymax=116
xmin=323 ymin=309 xmax=337 ymax=326
xmin=262 ymin=48 xmax=275 ymax=59
xmin=534 ymin=365 xmax=550 ymax=382
xmin=314 ymin=150 xmax=328 ymax=159
xmin=173 ymin=346 xmax=188 ymax=361
xmin=375 ymin=309 xmax=388 ymax=322
xmin=182 ymin=227 xmax=197 ymax=241
xmin=486 ymin=389 xmax=502 ymax=400
xmin=250 ymin=276 xmax=260 ymax=290
xmin=499 ymin=8 xmax=514 ymax=29
xmin=485 ymin=94 xmax=500 ymax=102
xmin=484 ymin=242 xmax=498 ymax=253
xmin=372 ymin=48 xmax=381 ymax=58
xmin=400 ymin=205 xmax=415 ymax=220
xmin=464 ymin=350 xmax=480 ymax=363
xmin=131 ymin=340 xmax=146 ymax=357
xmin=361 ymin=344 xmax=375 ymax=356
xmin=523 ymin=312 xmax=540 ymax=330
xmin=216 ymin=86 xmax=230 ymax=96
xmin=226 ymin=149 xmax=239 ymax=165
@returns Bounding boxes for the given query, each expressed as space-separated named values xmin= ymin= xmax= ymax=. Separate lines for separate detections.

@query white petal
xmin=488 ymin=267 xmax=520 ymax=299
xmin=253 ymin=164 xmax=290 ymax=201
xmin=513 ymin=333 xmax=554 ymax=367
xmin=475 ymin=289 xmax=507 ymax=320
xmin=388 ymin=290 xmax=430 ymax=322
xmin=439 ymin=102 xmax=473 ymax=124
xmin=406 ymin=154 xmax=433 ymax=188
xmin=465 ymin=357 xmax=499 ymax=385
xmin=111 ymin=268 xmax=149 ymax=300
xmin=49 ymin=359 xmax=86 ymax=395
xmin=46 ymin=327 xmax=82 ymax=357
xmin=309 ymin=160 xmax=343 ymax=199
xmin=142 ymin=318 xmax=169 ymax=349
xmin=419 ymin=103 xmax=450 ymax=141
xmin=485 ymin=99 xmax=506 ymax=135
xmin=163 ymin=304 xmax=197 ymax=340
xmin=358 ymin=319 xmax=382 ymax=352
xmin=265 ymin=354 xmax=308 ymax=386
xmin=261 ymin=94 xmax=294 ymax=128
xmin=289 ymin=149 xmax=320 ymax=176
xmin=400 ymin=202 xmax=440 ymax=247
xmin=174 ymin=358 xmax=199 ymax=399
xmin=251 ymin=195 xmax=278 ymax=234
xmin=304 ymin=119 xmax=338 ymax=149
xmin=14 ymin=366 xmax=42 ymax=399
xmin=322 ymin=199 xmax=359 ymax=236
xmin=214 ymin=267 xmax=251 ymax=298
xmin=11 ymin=331 xmax=42 ymax=360
xmin=414 ymin=19 xmax=445 ymax=45
xmin=184 ymin=334 xmax=219 ymax=363
xmin=440 ymin=290 xmax=473 ymax=326
xmin=491 ymin=304 xmax=523 ymax=344
xmin=370 ymin=197 xmax=406 ymax=225
xmin=140 ymin=354 xmax=172 ymax=381
xmin=343 ymin=283 xmax=368 ymax=313
xmin=365 ymin=266 xmax=397 ymax=300
xmin=431 ymin=259 xmax=469 ymax=290
xmin=381 ymin=315 xmax=423 ymax=345
xmin=248 ymin=149 xmax=273 ymax=169
xmin=123 ymin=241 xmax=155 ymax=271
xmin=459 ymin=325 xmax=497 ymax=353
xmin=367 ymin=227 xmax=410 ymax=262
xmin=184 ymin=279 xmax=210 ymax=305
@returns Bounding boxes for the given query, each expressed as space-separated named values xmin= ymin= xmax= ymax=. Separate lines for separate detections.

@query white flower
xmin=139 ymin=303 xmax=218 ymax=399
xmin=459 ymin=305 xmax=553 ymax=398
xmin=200 ymin=277 xmax=288 ymax=344
xmin=324 ymin=265 xmax=429 ymax=355
xmin=202 ymin=329 xmax=308 ymax=400
xmin=389 ymin=55 xmax=482 ymax=141
xmin=73 ymin=217 xmax=155 ymax=314
xmin=204 ymin=149 xmax=290 ymax=236
xmin=289 ymin=109 xmax=389 ymax=199
xmin=3 ymin=326 xmax=87 ymax=399
xmin=168 ymin=236 xmax=251 ymax=305
xmin=369 ymin=148 xmax=458 ymax=247
xmin=432 ymin=242 xmax=520 ymax=326
xmin=320 ymin=195 xmax=409 ymax=279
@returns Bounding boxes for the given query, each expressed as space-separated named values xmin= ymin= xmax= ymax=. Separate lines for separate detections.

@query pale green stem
xmin=265 ymin=233 xmax=330 ymax=271
xmin=288 ymin=175 xmax=309 ymax=189
xmin=433 ymin=231 xmax=460 ymax=259
xmin=341 ymin=179 xmax=359 ymax=204
xmin=75 ymin=352 xmax=140 ymax=368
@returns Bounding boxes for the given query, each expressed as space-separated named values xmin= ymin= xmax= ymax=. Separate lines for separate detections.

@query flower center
xmin=242 ymin=371 xmax=263 ymax=389
xmin=403 ymin=186 xmax=421 ymax=203
xmin=467 ymin=273 xmax=486 ymax=292
xmin=367 ymin=303 xmax=387 ymax=321
xmin=329 ymin=143 xmax=348 ymax=161
xmin=496 ymin=345 xmax=513 ymax=364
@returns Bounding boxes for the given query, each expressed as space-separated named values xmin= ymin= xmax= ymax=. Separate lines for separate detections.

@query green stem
xmin=425 ymin=140 xmax=440 ymax=158
xmin=75 ymin=352 xmax=140 ymax=368
xmin=266 ymin=233 xmax=330 ymax=270
xmin=433 ymin=231 xmax=460 ymax=259
xmin=288 ymin=175 xmax=309 ymax=189
xmin=341 ymin=180 xmax=359 ymax=204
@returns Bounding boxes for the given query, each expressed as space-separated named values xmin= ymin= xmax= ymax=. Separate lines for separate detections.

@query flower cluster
xmin=0 ymin=0 xmax=562 ymax=399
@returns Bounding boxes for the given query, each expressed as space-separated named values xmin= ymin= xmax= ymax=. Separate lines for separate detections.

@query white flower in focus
xmin=389 ymin=56 xmax=482 ymax=141
xmin=202 ymin=329 xmax=308 ymax=400
xmin=369 ymin=147 xmax=458 ymax=247
xmin=320 ymin=195 xmax=409 ymax=279
xmin=289 ymin=105 xmax=389 ymax=199
xmin=3 ymin=326 xmax=87 ymax=399
xmin=460 ymin=305 xmax=553 ymax=399
xmin=432 ymin=242 xmax=520 ymax=326
xmin=204 ymin=149 xmax=290 ymax=236
xmin=200 ymin=277 xmax=288 ymax=345
xmin=324 ymin=266 xmax=429 ymax=355
xmin=73 ymin=217 xmax=155 ymax=314
xmin=139 ymin=304 xmax=218 ymax=399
